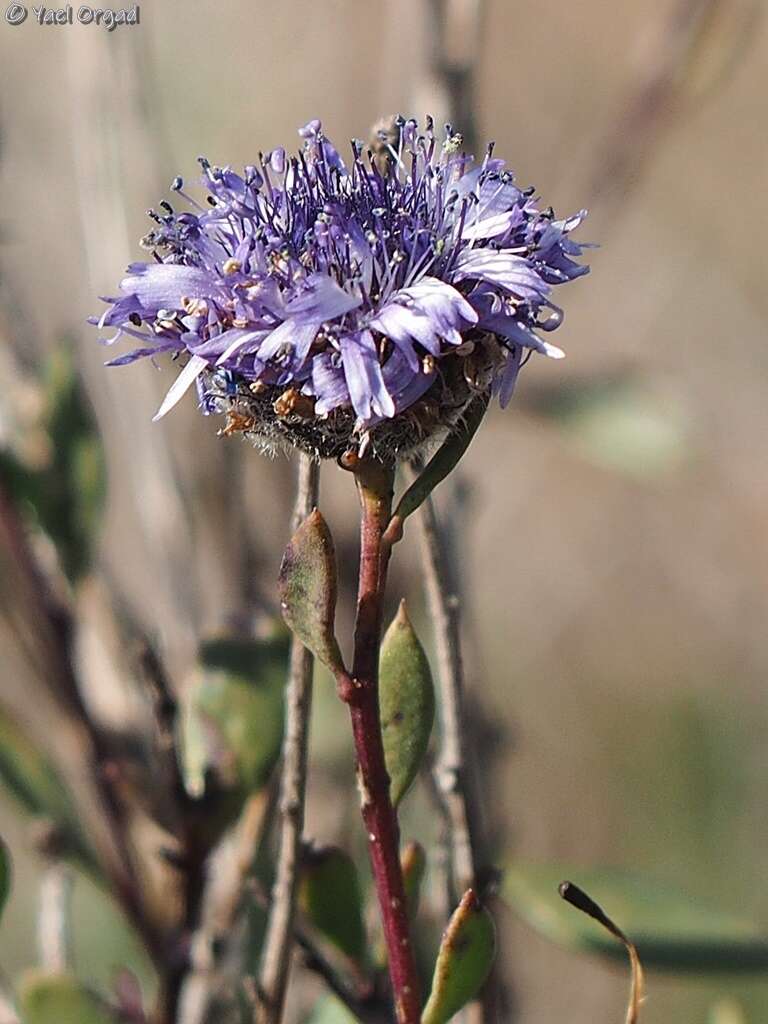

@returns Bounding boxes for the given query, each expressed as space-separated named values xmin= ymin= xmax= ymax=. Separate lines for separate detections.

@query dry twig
xmin=255 ymin=454 xmax=319 ymax=1024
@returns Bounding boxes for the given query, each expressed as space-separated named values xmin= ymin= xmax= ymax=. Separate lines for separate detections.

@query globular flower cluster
xmin=92 ymin=117 xmax=589 ymax=459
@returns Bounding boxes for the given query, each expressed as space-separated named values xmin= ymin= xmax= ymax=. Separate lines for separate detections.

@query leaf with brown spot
xmin=421 ymin=890 xmax=496 ymax=1024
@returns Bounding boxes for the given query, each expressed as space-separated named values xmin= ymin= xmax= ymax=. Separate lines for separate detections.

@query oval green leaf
xmin=505 ymin=863 xmax=768 ymax=973
xmin=278 ymin=509 xmax=344 ymax=674
xmin=299 ymin=846 xmax=368 ymax=967
xmin=379 ymin=601 xmax=435 ymax=806
xmin=421 ymin=890 xmax=496 ymax=1024
xmin=19 ymin=972 xmax=114 ymax=1024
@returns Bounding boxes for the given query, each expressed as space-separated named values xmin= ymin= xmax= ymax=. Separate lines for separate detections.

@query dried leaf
xmin=279 ymin=509 xmax=344 ymax=674
xmin=504 ymin=863 xmax=768 ymax=972
xmin=559 ymin=881 xmax=645 ymax=1024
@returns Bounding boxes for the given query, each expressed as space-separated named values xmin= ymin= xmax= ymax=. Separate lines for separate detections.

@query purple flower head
xmin=91 ymin=117 xmax=589 ymax=460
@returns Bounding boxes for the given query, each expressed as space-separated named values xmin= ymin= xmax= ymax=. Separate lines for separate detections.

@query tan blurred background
xmin=1 ymin=1 xmax=768 ymax=1021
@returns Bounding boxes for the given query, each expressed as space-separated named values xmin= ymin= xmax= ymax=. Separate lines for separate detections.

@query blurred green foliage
xmin=298 ymin=846 xmax=368 ymax=968
xmin=0 ymin=839 xmax=9 ymax=924
xmin=0 ymin=711 xmax=96 ymax=873
xmin=505 ymin=864 xmax=768 ymax=973
xmin=306 ymin=995 xmax=360 ymax=1024
xmin=18 ymin=971 xmax=114 ymax=1024
xmin=0 ymin=347 xmax=105 ymax=583
xmin=182 ymin=635 xmax=288 ymax=837
xmin=708 ymin=999 xmax=748 ymax=1024
xmin=525 ymin=375 xmax=688 ymax=480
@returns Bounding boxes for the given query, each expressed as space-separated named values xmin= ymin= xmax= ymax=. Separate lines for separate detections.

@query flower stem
xmin=339 ymin=460 xmax=421 ymax=1024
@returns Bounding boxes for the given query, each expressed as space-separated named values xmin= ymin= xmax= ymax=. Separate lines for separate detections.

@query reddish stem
xmin=339 ymin=460 xmax=421 ymax=1024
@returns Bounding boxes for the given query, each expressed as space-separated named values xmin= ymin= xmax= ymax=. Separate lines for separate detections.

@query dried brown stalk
xmin=255 ymin=454 xmax=320 ymax=1024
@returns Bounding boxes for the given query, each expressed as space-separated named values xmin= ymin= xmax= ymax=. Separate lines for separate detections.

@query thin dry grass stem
xmin=407 ymin=466 xmax=504 ymax=1024
xmin=255 ymin=454 xmax=319 ymax=1024
xmin=409 ymin=477 xmax=477 ymax=899
xmin=250 ymin=878 xmax=388 ymax=1024
xmin=0 ymin=987 xmax=18 ymax=1024
xmin=37 ymin=860 xmax=74 ymax=974
xmin=428 ymin=0 xmax=486 ymax=151
xmin=583 ymin=0 xmax=758 ymax=217
xmin=178 ymin=790 xmax=274 ymax=1024
xmin=0 ymin=485 xmax=164 ymax=965
xmin=559 ymin=881 xmax=646 ymax=1024
xmin=136 ymin=640 xmax=188 ymax=809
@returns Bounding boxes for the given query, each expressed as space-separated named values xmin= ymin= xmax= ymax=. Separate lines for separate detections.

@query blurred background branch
xmin=256 ymin=456 xmax=319 ymax=1024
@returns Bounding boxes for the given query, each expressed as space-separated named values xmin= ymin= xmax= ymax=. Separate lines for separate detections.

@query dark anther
xmin=171 ymin=176 xmax=183 ymax=191
xmin=207 ymin=196 xmax=217 ymax=206
xmin=160 ymin=200 xmax=174 ymax=216
xmin=522 ymin=185 xmax=536 ymax=196
xmin=129 ymin=313 xmax=142 ymax=327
